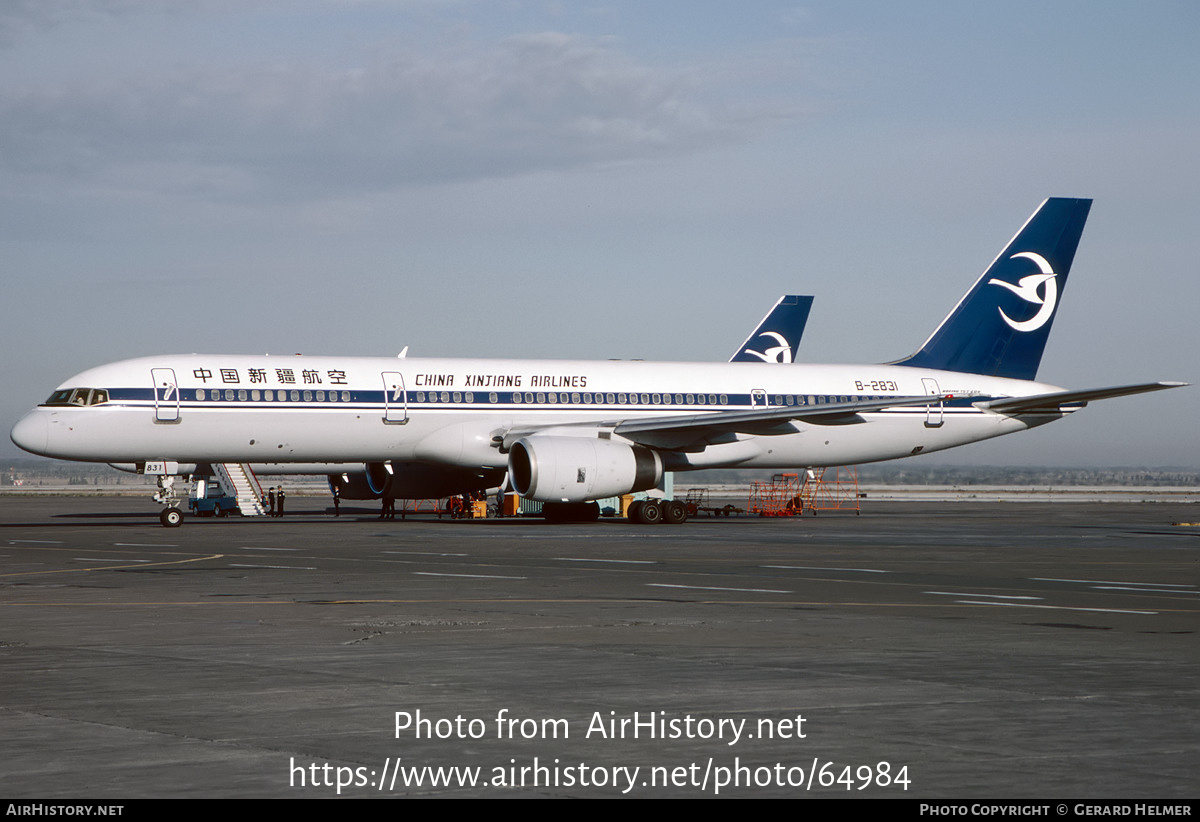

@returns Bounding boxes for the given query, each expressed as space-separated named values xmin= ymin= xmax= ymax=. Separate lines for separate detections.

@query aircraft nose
xmin=10 ymin=411 xmax=49 ymax=456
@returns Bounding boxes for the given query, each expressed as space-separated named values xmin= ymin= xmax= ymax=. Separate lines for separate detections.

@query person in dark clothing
xmin=276 ymin=486 xmax=286 ymax=517
xmin=267 ymin=486 xmax=276 ymax=516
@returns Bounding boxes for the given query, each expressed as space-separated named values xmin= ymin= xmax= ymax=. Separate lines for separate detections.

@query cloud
xmin=0 ymin=0 xmax=172 ymax=45
xmin=0 ymin=32 xmax=758 ymax=201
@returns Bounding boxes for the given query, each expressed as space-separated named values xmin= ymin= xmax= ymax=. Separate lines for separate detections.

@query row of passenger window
xmin=417 ymin=391 xmax=735 ymax=406
xmin=194 ymin=388 xmax=353 ymax=403
xmin=415 ymin=392 xmax=861 ymax=406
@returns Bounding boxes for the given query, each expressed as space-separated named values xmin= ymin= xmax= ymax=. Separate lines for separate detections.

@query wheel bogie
xmin=626 ymin=497 xmax=694 ymax=524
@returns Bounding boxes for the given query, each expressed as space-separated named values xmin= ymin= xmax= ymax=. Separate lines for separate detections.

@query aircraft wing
xmin=975 ymin=381 xmax=1187 ymax=414
xmin=501 ymin=394 xmax=952 ymax=451
xmin=613 ymin=394 xmax=950 ymax=434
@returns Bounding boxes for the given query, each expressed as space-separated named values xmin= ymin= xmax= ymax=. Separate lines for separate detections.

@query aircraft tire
xmin=663 ymin=500 xmax=688 ymax=525
xmin=160 ymin=507 xmax=183 ymax=528
xmin=638 ymin=499 xmax=663 ymax=525
xmin=627 ymin=500 xmax=644 ymax=523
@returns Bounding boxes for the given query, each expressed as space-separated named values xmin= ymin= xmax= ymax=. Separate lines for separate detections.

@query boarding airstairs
xmin=214 ymin=463 xmax=267 ymax=516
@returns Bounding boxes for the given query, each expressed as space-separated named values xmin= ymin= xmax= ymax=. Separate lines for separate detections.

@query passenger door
xmin=921 ymin=378 xmax=944 ymax=428
xmin=382 ymin=371 xmax=407 ymax=424
xmin=151 ymin=368 xmax=180 ymax=422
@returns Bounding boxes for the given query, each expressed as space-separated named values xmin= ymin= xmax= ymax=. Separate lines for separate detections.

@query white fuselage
xmin=11 ymin=354 xmax=1068 ymax=471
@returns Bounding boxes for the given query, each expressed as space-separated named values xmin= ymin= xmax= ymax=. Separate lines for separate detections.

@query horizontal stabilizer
xmin=976 ymin=381 xmax=1187 ymax=414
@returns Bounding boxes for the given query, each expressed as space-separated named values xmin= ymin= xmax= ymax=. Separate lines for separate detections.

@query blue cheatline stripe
xmin=78 ymin=387 xmax=1013 ymax=414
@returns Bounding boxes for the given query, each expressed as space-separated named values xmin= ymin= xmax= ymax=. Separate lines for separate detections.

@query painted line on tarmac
xmin=925 ymin=591 xmax=1042 ymax=600
xmin=764 ymin=565 xmax=888 ymax=573
xmin=554 ymin=557 xmax=656 ymax=564
xmin=955 ymin=600 xmax=1156 ymax=615
xmin=648 ymin=583 xmax=791 ymax=594
xmin=0 ymin=554 xmax=224 ymax=577
xmin=415 ymin=572 xmax=526 ymax=580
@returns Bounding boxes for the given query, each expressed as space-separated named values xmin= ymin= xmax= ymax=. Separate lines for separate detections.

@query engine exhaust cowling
xmin=508 ymin=436 xmax=662 ymax=503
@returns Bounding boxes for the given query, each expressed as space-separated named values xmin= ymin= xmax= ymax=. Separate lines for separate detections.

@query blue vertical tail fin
xmin=730 ymin=295 xmax=814 ymax=363
xmin=893 ymin=197 xmax=1092 ymax=380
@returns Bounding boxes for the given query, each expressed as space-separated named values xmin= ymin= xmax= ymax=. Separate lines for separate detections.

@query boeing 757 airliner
xmin=10 ymin=198 xmax=1184 ymax=525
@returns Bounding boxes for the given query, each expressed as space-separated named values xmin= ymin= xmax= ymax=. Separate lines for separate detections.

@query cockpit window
xmin=42 ymin=388 xmax=109 ymax=407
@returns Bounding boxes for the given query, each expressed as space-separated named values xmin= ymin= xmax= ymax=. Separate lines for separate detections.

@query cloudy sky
xmin=2 ymin=1 xmax=1197 ymax=466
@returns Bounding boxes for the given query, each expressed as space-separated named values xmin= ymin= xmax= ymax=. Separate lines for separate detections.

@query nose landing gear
xmin=150 ymin=471 xmax=185 ymax=527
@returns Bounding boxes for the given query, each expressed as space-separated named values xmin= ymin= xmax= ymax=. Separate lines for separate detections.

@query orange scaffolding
xmin=396 ymin=497 xmax=445 ymax=518
xmin=800 ymin=466 xmax=861 ymax=514
xmin=748 ymin=473 xmax=805 ymax=517
xmin=747 ymin=468 xmax=862 ymax=517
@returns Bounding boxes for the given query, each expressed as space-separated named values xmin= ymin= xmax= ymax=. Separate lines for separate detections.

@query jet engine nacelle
xmin=508 ymin=436 xmax=662 ymax=503
xmin=328 ymin=464 xmax=390 ymax=500
xmin=330 ymin=462 xmax=505 ymax=500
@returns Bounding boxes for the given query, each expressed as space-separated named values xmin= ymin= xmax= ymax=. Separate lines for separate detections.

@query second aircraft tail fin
xmin=730 ymin=295 xmax=814 ymax=363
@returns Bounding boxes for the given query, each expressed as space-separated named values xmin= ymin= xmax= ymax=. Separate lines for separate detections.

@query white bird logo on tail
xmin=743 ymin=332 xmax=794 ymax=363
xmin=988 ymin=251 xmax=1058 ymax=332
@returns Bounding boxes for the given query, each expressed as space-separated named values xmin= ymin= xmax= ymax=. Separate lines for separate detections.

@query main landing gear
xmin=540 ymin=499 xmax=690 ymax=524
xmin=627 ymin=499 xmax=688 ymax=525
